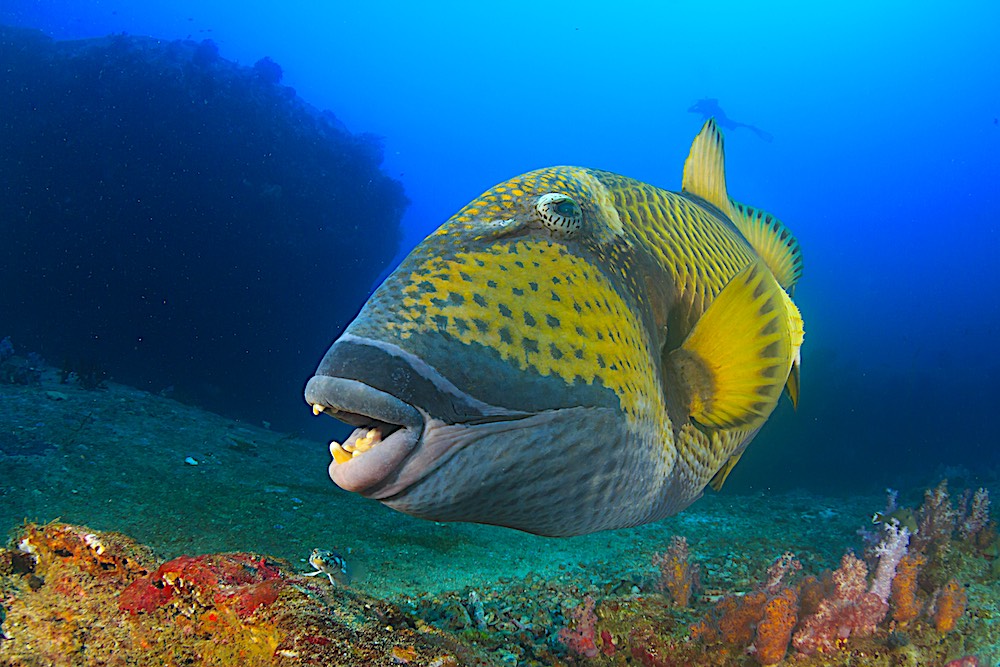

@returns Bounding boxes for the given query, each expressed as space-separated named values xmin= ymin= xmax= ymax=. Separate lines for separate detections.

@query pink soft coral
xmin=558 ymin=595 xmax=599 ymax=658
xmin=792 ymin=553 xmax=888 ymax=655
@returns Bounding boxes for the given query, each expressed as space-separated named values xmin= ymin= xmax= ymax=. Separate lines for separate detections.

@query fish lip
xmin=304 ymin=375 xmax=424 ymax=493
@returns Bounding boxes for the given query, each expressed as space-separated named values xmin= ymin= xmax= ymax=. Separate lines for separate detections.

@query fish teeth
xmin=330 ymin=428 xmax=382 ymax=463
xmin=353 ymin=428 xmax=381 ymax=452
xmin=312 ymin=403 xmax=325 ymax=416
xmin=329 ymin=441 xmax=352 ymax=464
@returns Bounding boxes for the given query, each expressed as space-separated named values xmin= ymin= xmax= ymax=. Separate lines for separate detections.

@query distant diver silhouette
xmin=688 ymin=98 xmax=773 ymax=143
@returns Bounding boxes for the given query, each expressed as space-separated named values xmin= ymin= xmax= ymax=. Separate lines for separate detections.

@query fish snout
xmin=305 ymin=374 xmax=425 ymax=493
xmin=304 ymin=333 xmax=518 ymax=496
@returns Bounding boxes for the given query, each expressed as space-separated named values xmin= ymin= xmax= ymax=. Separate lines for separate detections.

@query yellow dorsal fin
xmin=669 ymin=259 xmax=794 ymax=430
xmin=709 ymin=451 xmax=744 ymax=491
xmin=730 ymin=200 xmax=804 ymax=293
xmin=681 ymin=118 xmax=734 ymax=218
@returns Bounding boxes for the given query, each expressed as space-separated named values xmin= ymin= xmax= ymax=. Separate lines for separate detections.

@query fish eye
xmin=535 ymin=193 xmax=583 ymax=235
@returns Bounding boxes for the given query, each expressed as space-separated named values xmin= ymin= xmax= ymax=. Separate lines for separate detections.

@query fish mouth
xmin=304 ymin=375 xmax=425 ymax=494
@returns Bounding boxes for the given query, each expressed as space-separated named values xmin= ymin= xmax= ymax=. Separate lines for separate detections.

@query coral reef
xmin=680 ymin=481 xmax=996 ymax=667
xmin=933 ymin=578 xmax=968 ymax=633
xmin=118 ymin=552 xmax=284 ymax=616
xmin=398 ymin=486 xmax=996 ymax=667
xmin=0 ymin=522 xmax=487 ymax=666
xmin=0 ymin=476 xmax=994 ymax=666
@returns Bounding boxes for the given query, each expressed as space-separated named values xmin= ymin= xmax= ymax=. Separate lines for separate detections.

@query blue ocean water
xmin=1 ymin=0 xmax=998 ymax=502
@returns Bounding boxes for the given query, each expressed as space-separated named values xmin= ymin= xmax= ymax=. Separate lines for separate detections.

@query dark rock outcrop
xmin=0 ymin=26 xmax=407 ymax=430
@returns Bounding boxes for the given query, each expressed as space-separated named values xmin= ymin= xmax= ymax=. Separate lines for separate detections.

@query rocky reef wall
xmin=0 ymin=26 xmax=407 ymax=429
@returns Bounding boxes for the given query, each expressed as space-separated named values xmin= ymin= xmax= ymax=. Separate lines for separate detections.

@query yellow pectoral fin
xmin=671 ymin=259 xmax=794 ymax=430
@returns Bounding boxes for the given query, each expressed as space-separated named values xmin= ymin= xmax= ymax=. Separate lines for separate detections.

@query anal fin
xmin=709 ymin=451 xmax=744 ymax=491
xmin=777 ymin=285 xmax=804 ymax=409
xmin=784 ymin=362 xmax=801 ymax=409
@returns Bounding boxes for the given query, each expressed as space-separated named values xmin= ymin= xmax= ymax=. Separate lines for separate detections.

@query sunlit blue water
xmin=2 ymin=1 xmax=998 ymax=493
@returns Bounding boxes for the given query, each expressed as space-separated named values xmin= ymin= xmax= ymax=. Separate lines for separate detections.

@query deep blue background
xmin=3 ymin=1 xmax=998 ymax=491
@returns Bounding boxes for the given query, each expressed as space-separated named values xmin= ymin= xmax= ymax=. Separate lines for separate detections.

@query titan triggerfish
xmin=305 ymin=119 xmax=804 ymax=536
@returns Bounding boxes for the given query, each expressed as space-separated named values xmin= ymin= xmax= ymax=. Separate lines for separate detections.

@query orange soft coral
xmin=754 ymin=587 xmax=798 ymax=665
xmin=933 ymin=578 xmax=967 ymax=633
xmin=718 ymin=591 xmax=767 ymax=645
xmin=890 ymin=553 xmax=925 ymax=625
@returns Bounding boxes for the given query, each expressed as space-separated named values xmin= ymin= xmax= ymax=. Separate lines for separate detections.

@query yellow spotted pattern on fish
xmin=387 ymin=238 xmax=663 ymax=425
xmin=599 ymin=173 xmax=755 ymax=332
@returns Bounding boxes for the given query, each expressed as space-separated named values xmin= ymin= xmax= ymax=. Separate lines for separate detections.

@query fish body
xmin=873 ymin=508 xmax=918 ymax=534
xmin=303 ymin=548 xmax=350 ymax=585
xmin=305 ymin=120 xmax=803 ymax=536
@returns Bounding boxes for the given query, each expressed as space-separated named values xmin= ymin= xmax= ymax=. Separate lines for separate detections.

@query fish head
xmin=305 ymin=167 xmax=676 ymax=536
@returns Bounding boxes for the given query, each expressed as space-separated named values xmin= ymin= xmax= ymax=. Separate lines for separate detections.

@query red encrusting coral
xmin=629 ymin=625 xmax=687 ymax=667
xmin=118 ymin=552 xmax=284 ymax=617
xmin=118 ymin=574 xmax=175 ymax=612
xmin=600 ymin=629 xmax=617 ymax=656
